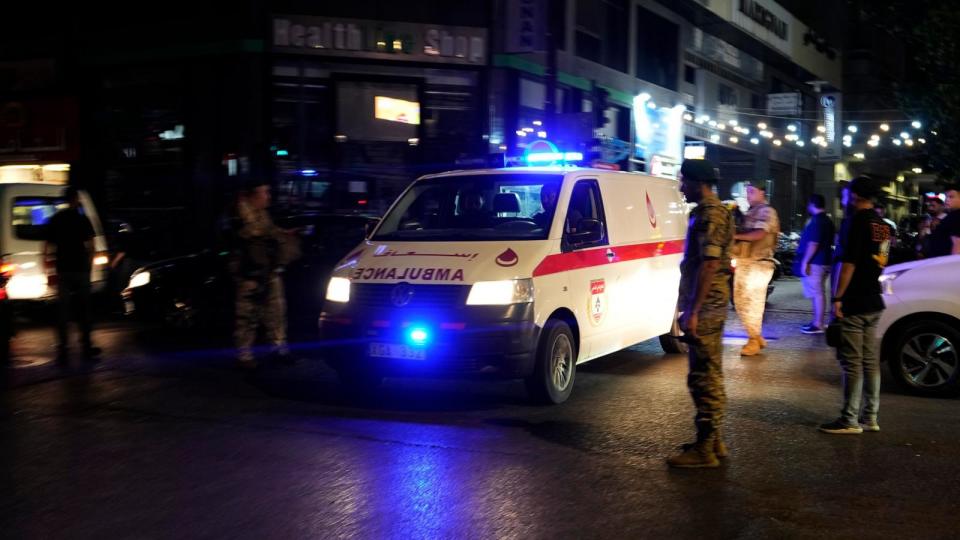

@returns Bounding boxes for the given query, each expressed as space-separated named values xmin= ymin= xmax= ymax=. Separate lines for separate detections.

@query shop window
xmin=718 ymin=84 xmax=738 ymax=107
xmin=636 ymin=6 xmax=679 ymax=90
xmin=576 ymin=0 xmax=628 ymax=73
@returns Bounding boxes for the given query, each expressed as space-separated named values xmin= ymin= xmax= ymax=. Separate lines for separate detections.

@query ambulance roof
xmin=422 ymin=167 xmax=662 ymax=181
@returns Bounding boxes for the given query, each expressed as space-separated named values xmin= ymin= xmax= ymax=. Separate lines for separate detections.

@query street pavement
xmin=2 ymin=279 xmax=958 ymax=539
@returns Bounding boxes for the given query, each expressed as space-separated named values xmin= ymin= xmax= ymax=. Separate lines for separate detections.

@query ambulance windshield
xmin=374 ymin=174 xmax=563 ymax=241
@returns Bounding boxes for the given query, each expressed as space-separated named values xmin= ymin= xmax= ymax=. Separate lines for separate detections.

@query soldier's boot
xmin=740 ymin=337 xmax=762 ymax=356
xmin=668 ymin=440 xmax=720 ymax=468
xmin=681 ymin=434 xmax=729 ymax=458
xmin=758 ymin=336 xmax=769 ymax=349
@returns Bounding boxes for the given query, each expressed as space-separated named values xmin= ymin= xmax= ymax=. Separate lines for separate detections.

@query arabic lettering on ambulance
xmin=373 ymin=249 xmax=479 ymax=261
xmin=351 ymin=267 xmax=466 ymax=282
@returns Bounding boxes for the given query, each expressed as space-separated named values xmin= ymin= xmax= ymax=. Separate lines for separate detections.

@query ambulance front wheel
xmin=335 ymin=365 xmax=384 ymax=396
xmin=526 ymin=320 xmax=577 ymax=404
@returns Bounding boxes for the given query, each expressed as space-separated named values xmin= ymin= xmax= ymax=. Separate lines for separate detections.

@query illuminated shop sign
xmin=273 ymin=16 xmax=487 ymax=65
xmin=375 ymin=97 xmax=421 ymax=125
xmin=633 ymin=95 xmax=685 ymax=179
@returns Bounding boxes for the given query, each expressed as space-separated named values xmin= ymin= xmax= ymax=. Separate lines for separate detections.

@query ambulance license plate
xmin=369 ymin=343 xmax=426 ymax=360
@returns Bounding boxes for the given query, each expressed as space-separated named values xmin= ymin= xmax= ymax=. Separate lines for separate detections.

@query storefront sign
xmin=633 ymin=97 xmax=684 ymax=179
xmin=374 ymin=97 xmax=421 ymax=125
xmin=731 ymin=0 xmax=790 ymax=55
xmin=273 ymin=16 xmax=487 ymax=65
xmin=505 ymin=0 xmax=546 ymax=53
xmin=767 ymin=92 xmax=801 ymax=116
xmin=819 ymin=93 xmax=842 ymax=162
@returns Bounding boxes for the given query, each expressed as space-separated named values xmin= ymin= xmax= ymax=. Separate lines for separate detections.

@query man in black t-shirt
xmin=820 ymin=177 xmax=890 ymax=435
xmin=925 ymin=186 xmax=960 ymax=258
xmin=44 ymin=186 xmax=98 ymax=363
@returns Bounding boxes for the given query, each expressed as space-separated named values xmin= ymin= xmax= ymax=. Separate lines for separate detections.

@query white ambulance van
xmin=320 ymin=167 xmax=688 ymax=403
xmin=0 ymin=182 xmax=109 ymax=301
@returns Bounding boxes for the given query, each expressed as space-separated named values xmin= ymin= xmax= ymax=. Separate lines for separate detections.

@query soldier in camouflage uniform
xmin=733 ymin=182 xmax=779 ymax=356
xmin=232 ymin=181 xmax=294 ymax=369
xmin=669 ymin=159 xmax=735 ymax=469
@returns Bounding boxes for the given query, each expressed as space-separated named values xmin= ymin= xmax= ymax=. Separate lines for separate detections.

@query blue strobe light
xmin=408 ymin=327 xmax=430 ymax=346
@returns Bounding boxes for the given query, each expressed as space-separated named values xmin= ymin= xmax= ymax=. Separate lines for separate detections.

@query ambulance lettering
xmin=349 ymin=267 xmax=466 ymax=282
xmin=588 ymin=279 xmax=607 ymax=326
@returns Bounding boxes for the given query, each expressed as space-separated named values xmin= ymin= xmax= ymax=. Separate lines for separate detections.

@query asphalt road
xmin=2 ymin=280 xmax=958 ymax=539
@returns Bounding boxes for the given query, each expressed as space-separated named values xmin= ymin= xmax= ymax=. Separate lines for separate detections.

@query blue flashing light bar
xmin=407 ymin=327 xmax=430 ymax=347
xmin=524 ymin=151 xmax=584 ymax=165
xmin=300 ymin=169 xmax=318 ymax=176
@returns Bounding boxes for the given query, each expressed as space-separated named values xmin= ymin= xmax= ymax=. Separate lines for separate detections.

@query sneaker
xmin=860 ymin=421 xmax=880 ymax=432
xmin=819 ymin=420 xmax=863 ymax=434
xmin=801 ymin=324 xmax=825 ymax=334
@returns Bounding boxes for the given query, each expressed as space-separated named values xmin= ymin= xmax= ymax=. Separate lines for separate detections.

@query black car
xmin=122 ymin=213 xmax=378 ymax=339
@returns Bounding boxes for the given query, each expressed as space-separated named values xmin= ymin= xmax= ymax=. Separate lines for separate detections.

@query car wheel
xmin=889 ymin=320 xmax=960 ymax=396
xmin=525 ymin=320 xmax=577 ymax=404
xmin=659 ymin=308 xmax=689 ymax=354
xmin=336 ymin=365 xmax=384 ymax=396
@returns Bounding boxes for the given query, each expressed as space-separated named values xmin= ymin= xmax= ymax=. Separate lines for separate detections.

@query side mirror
xmin=568 ymin=219 xmax=604 ymax=246
xmin=364 ymin=219 xmax=380 ymax=238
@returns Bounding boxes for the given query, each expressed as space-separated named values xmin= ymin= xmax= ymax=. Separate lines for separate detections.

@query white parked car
xmin=878 ymin=254 xmax=960 ymax=396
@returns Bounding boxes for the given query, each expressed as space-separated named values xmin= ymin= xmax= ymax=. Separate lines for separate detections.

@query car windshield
xmin=373 ymin=174 xmax=563 ymax=241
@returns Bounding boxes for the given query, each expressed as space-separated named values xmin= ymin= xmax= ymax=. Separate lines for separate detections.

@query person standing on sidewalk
xmin=44 ymin=186 xmax=99 ymax=363
xmin=924 ymin=186 xmax=960 ymax=258
xmin=795 ymin=194 xmax=834 ymax=334
xmin=820 ymin=176 xmax=890 ymax=435
xmin=732 ymin=182 xmax=779 ymax=356
xmin=668 ymin=159 xmax=734 ymax=469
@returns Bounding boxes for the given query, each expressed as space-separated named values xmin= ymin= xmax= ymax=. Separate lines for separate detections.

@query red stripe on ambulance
xmin=532 ymin=239 xmax=685 ymax=277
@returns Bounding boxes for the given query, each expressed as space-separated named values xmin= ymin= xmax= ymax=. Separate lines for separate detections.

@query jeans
xmin=837 ymin=311 xmax=882 ymax=425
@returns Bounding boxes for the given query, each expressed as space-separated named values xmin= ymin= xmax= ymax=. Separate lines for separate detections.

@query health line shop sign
xmin=273 ymin=16 xmax=487 ymax=66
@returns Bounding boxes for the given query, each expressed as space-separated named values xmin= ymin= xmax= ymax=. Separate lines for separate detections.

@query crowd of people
xmin=670 ymin=159 xmax=958 ymax=468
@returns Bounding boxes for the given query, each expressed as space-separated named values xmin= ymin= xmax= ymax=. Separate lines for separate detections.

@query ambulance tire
xmin=526 ymin=320 xmax=577 ymax=405
xmin=336 ymin=366 xmax=383 ymax=396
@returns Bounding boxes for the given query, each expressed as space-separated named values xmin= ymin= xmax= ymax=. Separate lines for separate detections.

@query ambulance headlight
xmin=466 ymin=279 xmax=534 ymax=305
xmin=325 ymin=277 xmax=351 ymax=303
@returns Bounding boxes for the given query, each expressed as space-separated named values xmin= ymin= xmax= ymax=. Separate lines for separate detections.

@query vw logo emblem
xmin=391 ymin=283 xmax=415 ymax=307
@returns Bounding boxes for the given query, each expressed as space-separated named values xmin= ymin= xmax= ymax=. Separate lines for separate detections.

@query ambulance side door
xmin=561 ymin=178 xmax=615 ymax=362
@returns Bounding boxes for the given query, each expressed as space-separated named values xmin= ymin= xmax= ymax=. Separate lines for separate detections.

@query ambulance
xmin=0 ymin=165 xmax=109 ymax=302
xmin=319 ymin=164 xmax=689 ymax=403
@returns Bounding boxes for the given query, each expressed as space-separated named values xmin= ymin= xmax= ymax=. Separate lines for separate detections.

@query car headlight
xmin=128 ymin=271 xmax=151 ymax=289
xmin=879 ymin=270 xmax=907 ymax=295
xmin=93 ymin=254 xmax=110 ymax=266
xmin=466 ymin=279 xmax=534 ymax=305
xmin=325 ymin=277 xmax=351 ymax=303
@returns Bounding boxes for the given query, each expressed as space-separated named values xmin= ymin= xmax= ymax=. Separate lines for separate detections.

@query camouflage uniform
xmin=233 ymin=199 xmax=289 ymax=364
xmin=734 ymin=203 xmax=779 ymax=343
xmin=678 ymin=192 xmax=735 ymax=446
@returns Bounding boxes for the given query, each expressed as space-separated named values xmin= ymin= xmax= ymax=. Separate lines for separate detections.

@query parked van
xmin=319 ymin=167 xmax=688 ymax=403
xmin=0 ymin=183 xmax=109 ymax=301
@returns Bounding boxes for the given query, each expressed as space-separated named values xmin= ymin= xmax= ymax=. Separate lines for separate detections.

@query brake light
xmin=0 ymin=263 xmax=15 ymax=276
